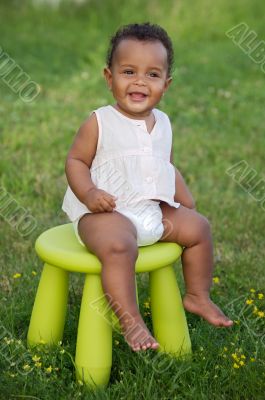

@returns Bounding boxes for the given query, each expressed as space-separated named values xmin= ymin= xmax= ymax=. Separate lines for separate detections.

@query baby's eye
xmin=148 ymin=72 xmax=160 ymax=78
xmin=123 ymin=70 xmax=134 ymax=75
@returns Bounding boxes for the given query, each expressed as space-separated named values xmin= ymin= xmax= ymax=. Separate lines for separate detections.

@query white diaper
xmin=73 ymin=199 xmax=164 ymax=247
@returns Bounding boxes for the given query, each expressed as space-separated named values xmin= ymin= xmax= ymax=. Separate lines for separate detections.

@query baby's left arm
xmin=170 ymin=149 xmax=196 ymax=209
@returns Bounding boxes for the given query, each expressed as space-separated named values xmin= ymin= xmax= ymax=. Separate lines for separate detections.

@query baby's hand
xmin=84 ymin=187 xmax=117 ymax=213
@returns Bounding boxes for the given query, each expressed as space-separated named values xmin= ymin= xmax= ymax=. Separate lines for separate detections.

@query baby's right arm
xmin=65 ymin=113 xmax=117 ymax=213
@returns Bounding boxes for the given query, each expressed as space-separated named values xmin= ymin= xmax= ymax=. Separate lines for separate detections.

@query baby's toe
xmin=151 ymin=341 xmax=159 ymax=349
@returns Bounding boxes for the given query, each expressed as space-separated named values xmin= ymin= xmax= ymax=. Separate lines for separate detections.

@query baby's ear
xmin=164 ymin=76 xmax=172 ymax=92
xmin=104 ymin=67 xmax=112 ymax=90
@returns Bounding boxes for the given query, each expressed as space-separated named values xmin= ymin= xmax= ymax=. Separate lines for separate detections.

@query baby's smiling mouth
xmin=128 ymin=92 xmax=148 ymax=101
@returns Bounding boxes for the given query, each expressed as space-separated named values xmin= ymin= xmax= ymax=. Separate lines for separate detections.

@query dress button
xmin=145 ymin=176 xmax=153 ymax=183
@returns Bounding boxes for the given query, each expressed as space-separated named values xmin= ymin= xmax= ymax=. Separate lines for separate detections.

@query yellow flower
xmin=23 ymin=364 xmax=31 ymax=371
xmin=13 ymin=273 xmax=22 ymax=279
xmin=240 ymin=355 xmax=246 ymax=360
xmin=4 ymin=337 xmax=13 ymax=344
xmin=32 ymin=355 xmax=40 ymax=362
xmin=233 ymin=363 xmax=240 ymax=369
xmin=239 ymin=360 xmax=245 ymax=366
xmin=213 ymin=277 xmax=220 ymax=284
xmin=144 ymin=301 xmax=150 ymax=309
xmin=257 ymin=311 xmax=264 ymax=318
xmin=250 ymin=357 xmax=255 ymax=362
xmin=32 ymin=270 xmax=37 ymax=276
xmin=250 ymin=288 xmax=256 ymax=293
xmin=35 ymin=362 xmax=42 ymax=368
xmin=246 ymin=299 xmax=254 ymax=305
xmin=45 ymin=366 xmax=52 ymax=373
xmin=258 ymin=293 xmax=264 ymax=300
xmin=231 ymin=353 xmax=240 ymax=362
xmin=253 ymin=306 xmax=258 ymax=315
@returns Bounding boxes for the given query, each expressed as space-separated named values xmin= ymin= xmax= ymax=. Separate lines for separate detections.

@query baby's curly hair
xmin=106 ymin=22 xmax=174 ymax=76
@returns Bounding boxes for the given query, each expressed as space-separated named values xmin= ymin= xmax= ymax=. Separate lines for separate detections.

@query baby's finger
xmin=105 ymin=195 xmax=117 ymax=209
xmin=101 ymin=197 xmax=115 ymax=212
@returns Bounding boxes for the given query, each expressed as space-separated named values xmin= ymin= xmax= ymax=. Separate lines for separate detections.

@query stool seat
xmin=35 ymin=223 xmax=183 ymax=274
xmin=28 ymin=223 xmax=191 ymax=387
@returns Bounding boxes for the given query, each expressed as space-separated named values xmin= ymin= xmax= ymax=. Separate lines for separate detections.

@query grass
xmin=0 ymin=0 xmax=265 ymax=398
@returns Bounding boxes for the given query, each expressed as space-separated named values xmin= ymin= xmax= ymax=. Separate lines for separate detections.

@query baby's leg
xmin=78 ymin=211 xmax=159 ymax=351
xmin=159 ymin=203 xmax=233 ymax=327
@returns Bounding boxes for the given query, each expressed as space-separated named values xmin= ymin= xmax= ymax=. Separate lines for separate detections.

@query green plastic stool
xmin=27 ymin=223 xmax=191 ymax=387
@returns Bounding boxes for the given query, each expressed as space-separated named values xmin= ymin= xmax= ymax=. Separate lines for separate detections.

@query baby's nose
xmin=134 ymin=75 xmax=147 ymax=85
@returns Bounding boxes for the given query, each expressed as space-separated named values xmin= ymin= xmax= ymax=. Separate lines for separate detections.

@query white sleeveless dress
xmin=62 ymin=105 xmax=180 ymax=246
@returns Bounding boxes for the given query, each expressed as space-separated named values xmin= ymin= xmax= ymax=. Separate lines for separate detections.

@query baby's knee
xmin=103 ymin=237 xmax=139 ymax=260
xmin=196 ymin=213 xmax=211 ymax=238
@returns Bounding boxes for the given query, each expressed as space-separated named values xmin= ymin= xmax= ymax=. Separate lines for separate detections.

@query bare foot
xmin=183 ymin=293 xmax=234 ymax=327
xmin=120 ymin=314 xmax=159 ymax=351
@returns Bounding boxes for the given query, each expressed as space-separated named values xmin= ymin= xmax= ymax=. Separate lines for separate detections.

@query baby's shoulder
xmin=154 ymin=108 xmax=172 ymax=127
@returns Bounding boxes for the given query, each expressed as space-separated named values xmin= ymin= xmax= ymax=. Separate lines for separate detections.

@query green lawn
xmin=0 ymin=0 xmax=265 ymax=398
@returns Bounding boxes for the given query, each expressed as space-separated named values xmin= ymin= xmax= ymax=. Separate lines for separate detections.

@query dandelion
xmin=32 ymin=355 xmax=40 ymax=362
xmin=13 ymin=273 xmax=22 ymax=279
xmin=144 ymin=301 xmax=150 ymax=309
xmin=23 ymin=364 xmax=31 ymax=371
xmin=239 ymin=360 xmax=245 ymax=366
xmin=257 ymin=311 xmax=264 ymax=318
xmin=250 ymin=288 xmax=256 ymax=293
xmin=240 ymin=355 xmax=246 ymax=360
xmin=253 ymin=306 xmax=258 ymax=315
xmin=233 ymin=363 xmax=240 ymax=369
xmin=246 ymin=299 xmax=254 ymax=305
xmin=35 ymin=362 xmax=42 ymax=368
xmin=250 ymin=358 xmax=255 ymax=362
xmin=258 ymin=293 xmax=264 ymax=300
xmin=45 ymin=366 xmax=52 ymax=373
xmin=4 ymin=337 xmax=14 ymax=344
xmin=213 ymin=277 xmax=220 ymax=284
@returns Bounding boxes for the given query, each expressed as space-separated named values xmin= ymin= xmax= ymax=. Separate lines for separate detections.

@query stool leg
xmin=75 ymin=274 xmax=112 ymax=387
xmin=149 ymin=265 xmax=191 ymax=356
xmin=27 ymin=263 xmax=69 ymax=346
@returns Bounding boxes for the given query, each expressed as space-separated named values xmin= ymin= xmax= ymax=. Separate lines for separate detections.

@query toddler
xmin=62 ymin=22 xmax=233 ymax=352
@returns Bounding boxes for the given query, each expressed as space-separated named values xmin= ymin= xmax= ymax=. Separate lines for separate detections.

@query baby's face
xmin=104 ymin=39 xmax=172 ymax=118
